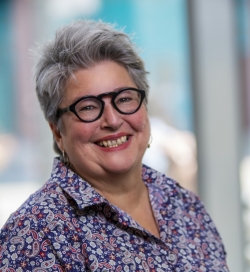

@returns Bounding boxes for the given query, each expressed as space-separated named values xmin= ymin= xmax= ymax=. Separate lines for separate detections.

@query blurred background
xmin=0 ymin=0 xmax=249 ymax=270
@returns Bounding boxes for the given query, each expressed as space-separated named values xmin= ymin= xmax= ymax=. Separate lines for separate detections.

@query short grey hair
xmin=34 ymin=20 xmax=149 ymax=155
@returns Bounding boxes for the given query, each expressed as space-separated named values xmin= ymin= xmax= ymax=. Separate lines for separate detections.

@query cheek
xmin=137 ymin=120 xmax=149 ymax=133
xmin=132 ymin=111 xmax=150 ymax=136
xmin=62 ymin=121 xmax=95 ymax=146
xmin=142 ymin=119 xmax=151 ymax=140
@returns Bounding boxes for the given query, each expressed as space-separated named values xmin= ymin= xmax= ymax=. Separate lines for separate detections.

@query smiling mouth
xmin=96 ymin=136 xmax=129 ymax=148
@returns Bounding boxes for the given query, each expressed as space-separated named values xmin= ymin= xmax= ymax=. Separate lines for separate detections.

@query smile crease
xmin=97 ymin=136 xmax=128 ymax=148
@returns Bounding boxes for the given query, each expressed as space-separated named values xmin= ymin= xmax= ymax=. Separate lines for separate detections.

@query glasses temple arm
xmin=56 ymin=107 xmax=70 ymax=119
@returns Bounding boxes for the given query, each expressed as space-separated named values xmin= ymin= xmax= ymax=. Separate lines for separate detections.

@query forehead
xmin=64 ymin=61 xmax=136 ymax=102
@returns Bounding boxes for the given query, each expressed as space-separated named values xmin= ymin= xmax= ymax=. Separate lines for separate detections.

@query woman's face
xmin=51 ymin=61 xmax=150 ymax=180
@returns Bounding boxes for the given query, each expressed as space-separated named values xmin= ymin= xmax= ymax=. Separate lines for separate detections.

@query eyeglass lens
xmin=75 ymin=89 xmax=142 ymax=122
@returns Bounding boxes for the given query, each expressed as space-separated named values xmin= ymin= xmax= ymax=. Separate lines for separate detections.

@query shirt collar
xmin=49 ymin=157 xmax=168 ymax=212
xmin=49 ymin=157 xmax=108 ymax=210
xmin=49 ymin=157 xmax=177 ymax=240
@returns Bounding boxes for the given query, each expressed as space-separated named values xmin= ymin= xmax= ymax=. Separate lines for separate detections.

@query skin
xmin=50 ymin=61 xmax=159 ymax=237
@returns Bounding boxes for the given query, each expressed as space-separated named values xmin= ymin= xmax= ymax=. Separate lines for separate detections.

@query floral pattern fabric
xmin=0 ymin=158 xmax=229 ymax=271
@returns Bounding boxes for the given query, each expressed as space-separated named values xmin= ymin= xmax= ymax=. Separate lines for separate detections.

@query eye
xmin=116 ymin=90 xmax=137 ymax=105
xmin=75 ymin=98 xmax=101 ymax=113
xmin=78 ymin=105 xmax=98 ymax=111
xmin=117 ymin=97 xmax=133 ymax=103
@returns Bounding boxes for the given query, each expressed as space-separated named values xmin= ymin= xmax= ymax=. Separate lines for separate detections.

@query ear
xmin=49 ymin=123 xmax=63 ymax=151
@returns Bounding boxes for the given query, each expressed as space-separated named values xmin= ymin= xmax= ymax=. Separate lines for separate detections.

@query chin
xmin=105 ymin=158 xmax=142 ymax=175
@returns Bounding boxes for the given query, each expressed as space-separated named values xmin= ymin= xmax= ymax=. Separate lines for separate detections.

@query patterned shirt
xmin=0 ymin=158 xmax=229 ymax=271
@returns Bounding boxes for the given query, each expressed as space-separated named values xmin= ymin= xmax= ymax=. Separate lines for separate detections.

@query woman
xmin=0 ymin=20 xmax=229 ymax=271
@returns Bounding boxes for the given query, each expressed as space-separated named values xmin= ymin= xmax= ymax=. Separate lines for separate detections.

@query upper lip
xmin=95 ymin=133 xmax=130 ymax=142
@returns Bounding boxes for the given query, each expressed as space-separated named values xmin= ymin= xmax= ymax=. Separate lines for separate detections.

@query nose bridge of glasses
xmin=98 ymin=91 xmax=117 ymax=101
xmin=97 ymin=91 xmax=119 ymax=113
xmin=99 ymin=92 xmax=124 ymax=121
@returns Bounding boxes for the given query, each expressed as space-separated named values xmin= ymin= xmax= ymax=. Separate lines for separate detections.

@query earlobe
xmin=49 ymin=123 xmax=63 ymax=151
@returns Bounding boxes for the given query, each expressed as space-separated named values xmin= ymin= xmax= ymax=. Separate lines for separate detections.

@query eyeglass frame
xmin=56 ymin=87 xmax=146 ymax=123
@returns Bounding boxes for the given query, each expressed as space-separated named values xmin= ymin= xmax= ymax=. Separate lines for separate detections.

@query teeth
xmin=97 ymin=136 xmax=128 ymax=148
xmin=103 ymin=141 xmax=108 ymax=147
xmin=117 ymin=139 xmax=122 ymax=145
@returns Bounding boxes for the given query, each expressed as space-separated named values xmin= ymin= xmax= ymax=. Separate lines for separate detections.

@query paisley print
xmin=0 ymin=158 xmax=229 ymax=271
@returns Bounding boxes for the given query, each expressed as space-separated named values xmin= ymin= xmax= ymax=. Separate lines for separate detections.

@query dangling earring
xmin=62 ymin=150 xmax=70 ymax=167
xmin=148 ymin=135 xmax=153 ymax=148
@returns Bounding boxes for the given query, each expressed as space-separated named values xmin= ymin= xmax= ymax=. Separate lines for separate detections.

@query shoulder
xmin=143 ymin=164 xmax=226 ymax=255
xmin=142 ymin=164 xmax=219 ymax=232
xmin=142 ymin=163 xmax=198 ymax=202
xmin=0 ymin=179 xmax=70 ymax=242
xmin=0 ymin=180 xmax=76 ymax=270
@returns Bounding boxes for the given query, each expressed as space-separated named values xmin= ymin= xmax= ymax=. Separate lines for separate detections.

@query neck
xmin=96 ymin=176 xmax=147 ymax=214
xmin=82 ymin=164 xmax=146 ymax=213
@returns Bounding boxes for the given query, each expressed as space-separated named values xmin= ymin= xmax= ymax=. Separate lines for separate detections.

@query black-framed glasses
xmin=56 ymin=87 xmax=146 ymax=123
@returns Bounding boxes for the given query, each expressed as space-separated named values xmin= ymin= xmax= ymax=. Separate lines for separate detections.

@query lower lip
xmin=97 ymin=137 xmax=131 ymax=152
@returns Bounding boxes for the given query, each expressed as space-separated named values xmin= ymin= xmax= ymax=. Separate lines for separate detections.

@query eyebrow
xmin=70 ymin=86 xmax=134 ymax=104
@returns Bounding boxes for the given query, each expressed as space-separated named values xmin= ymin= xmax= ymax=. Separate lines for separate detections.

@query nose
xmin=100 ymin=99 xmax=123 ymax=130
